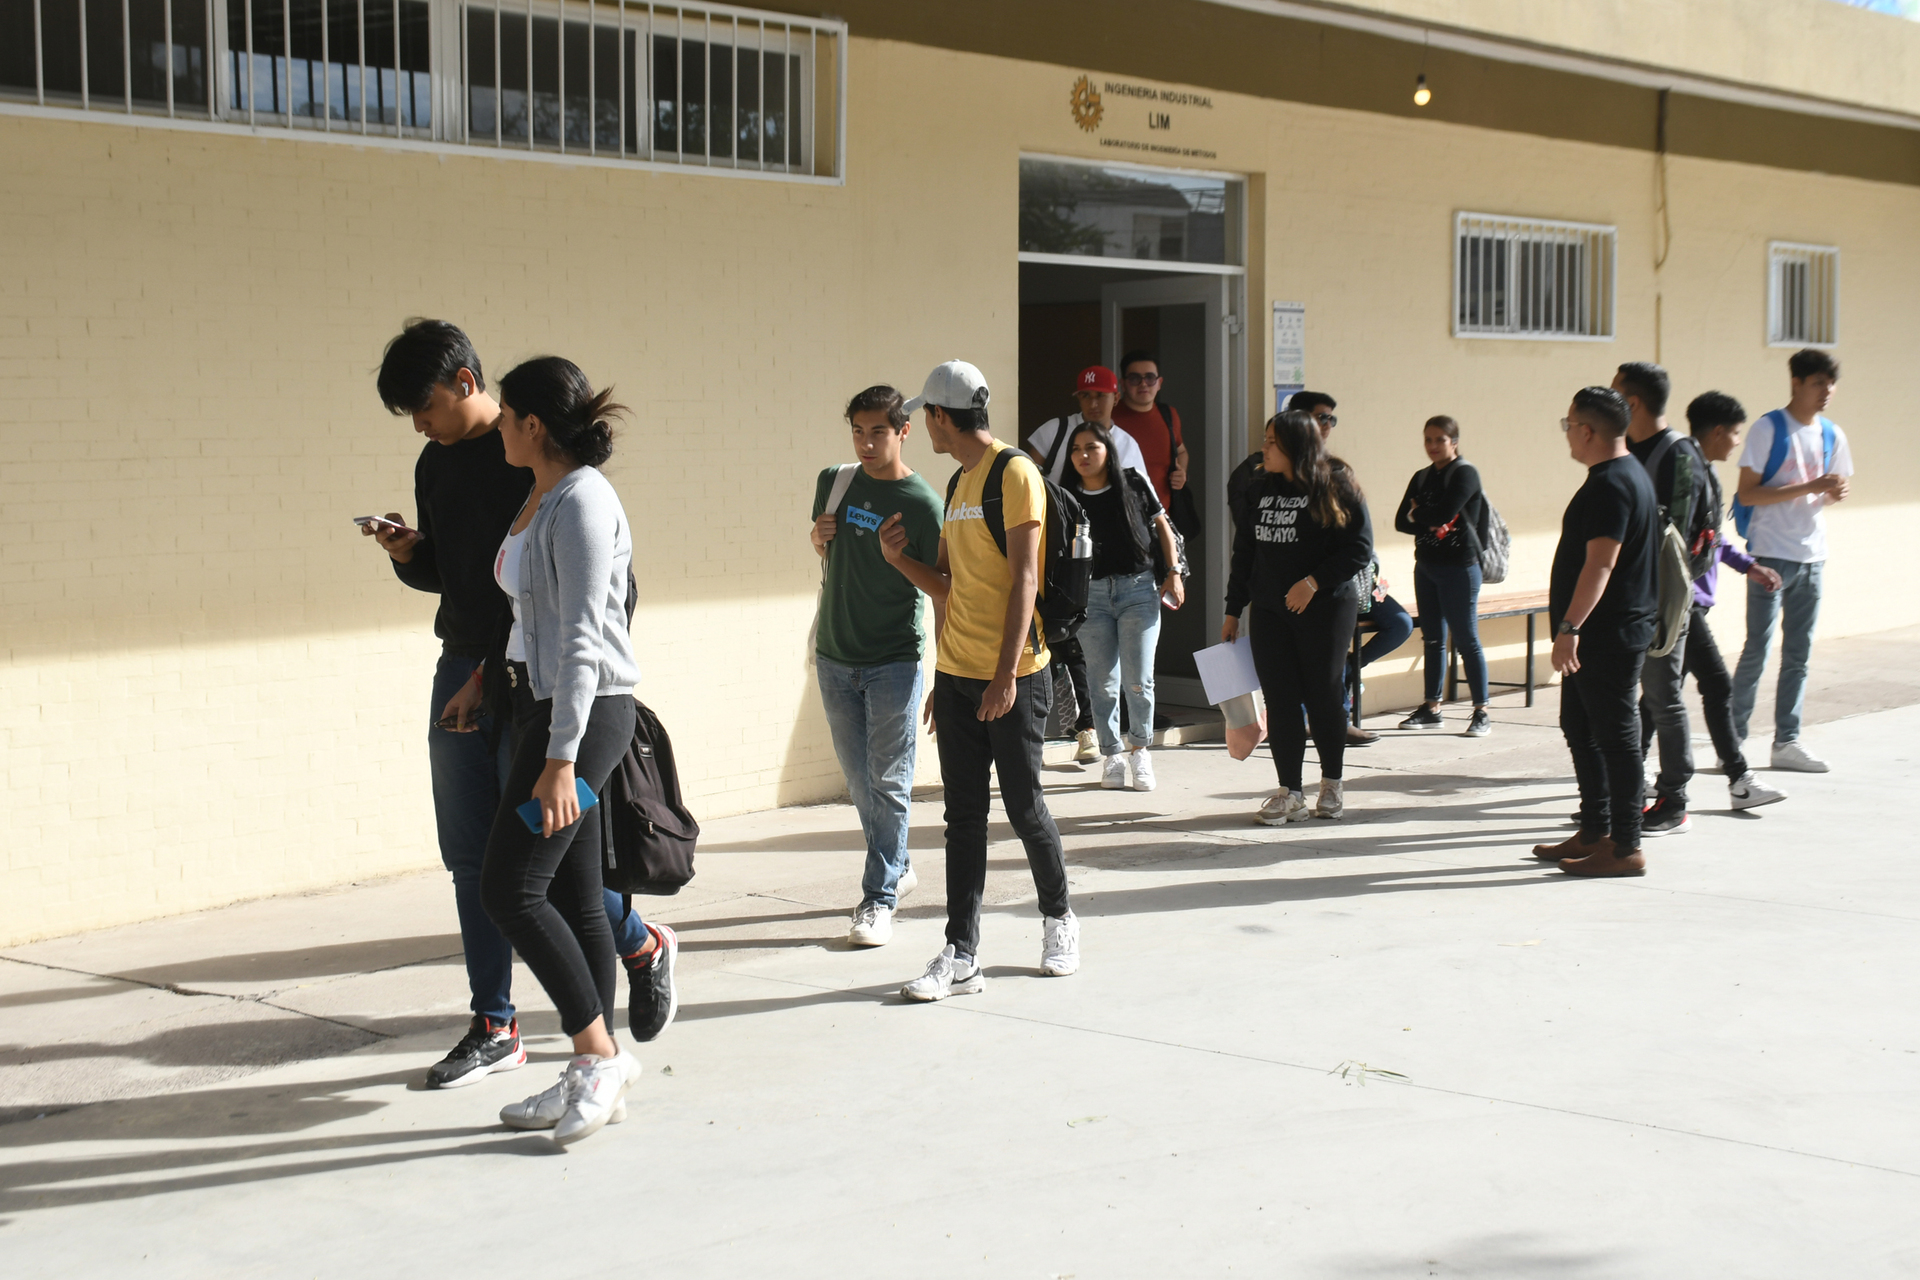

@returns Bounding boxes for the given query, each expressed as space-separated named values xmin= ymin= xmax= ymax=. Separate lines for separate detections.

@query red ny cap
xmin=1076 ymin=365 xmax=1118 ymax=394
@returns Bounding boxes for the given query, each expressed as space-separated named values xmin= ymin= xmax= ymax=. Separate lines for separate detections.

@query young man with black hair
xmin=891 ymin=361 xmax=1078 ymax=1001
xmin=1111 ymin=349 xmax=1190 ymax=509
xmin=809 ymin=385 xmax=946 ymax=948
xmin=365 ymin=320 xmax=674 ymax=1090
xmin=1730 ymin=348 xmax=1854 ymax=773
xmin=1533 ymin=386 xmax=1662 ymax=878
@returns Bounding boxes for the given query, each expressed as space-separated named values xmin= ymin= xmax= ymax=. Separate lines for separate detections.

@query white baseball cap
xmin=903 ymin=360 xmax=991 ymax=415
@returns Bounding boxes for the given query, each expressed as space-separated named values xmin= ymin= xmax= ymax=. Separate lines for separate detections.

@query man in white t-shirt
xmin=1729 ymin=348 xmax=1854 ymax=773
xmin=1026 ymin=365 xmax=1150 ymax=484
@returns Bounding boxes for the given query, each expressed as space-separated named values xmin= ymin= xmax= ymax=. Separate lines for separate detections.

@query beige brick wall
xmin=4 ymin=36 xmax=1917 ymax=944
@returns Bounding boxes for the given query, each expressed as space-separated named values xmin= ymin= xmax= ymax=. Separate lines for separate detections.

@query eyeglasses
xmin=1123 ymin=373 xmax=1161 ymax=386
xmin=1314 ymin=413 xmax=1338 ymax=429
xmin=1559 ymin=417 xmax=1573 ymax=433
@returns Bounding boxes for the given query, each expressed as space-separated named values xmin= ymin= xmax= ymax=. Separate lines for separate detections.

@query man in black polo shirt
xmin=1534 ymin=386 xmax=1661 ymax=878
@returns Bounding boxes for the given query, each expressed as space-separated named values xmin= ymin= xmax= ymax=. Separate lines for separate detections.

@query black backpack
xmin=600 ymin=698 xmax=700 ymax=896
xmin=946 ymin=448 xmax=1091 ymax=645
xmin=1641 ymin=431 xmax=1718 ymax=580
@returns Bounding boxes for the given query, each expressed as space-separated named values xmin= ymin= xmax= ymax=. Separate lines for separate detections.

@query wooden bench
xmin=1348 ymin=589 xmax=1551 ymax=726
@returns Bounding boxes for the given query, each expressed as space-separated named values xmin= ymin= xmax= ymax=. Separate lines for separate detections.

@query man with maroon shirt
xmin=1111 ymin=349 xmax=1190 ymax=510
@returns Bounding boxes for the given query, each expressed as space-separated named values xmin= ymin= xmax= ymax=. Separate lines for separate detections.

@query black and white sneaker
xmin=1397 ymin=705 xmax=1444 ymax=731
xmin=426 ymin=1015 xmax=526 ymax=1089
xmin=1464 ymin=709 xmax=1492 ymax=737
xmin=1640 ymin=795 xmax=1692 ymax=838
xmin=626 ymin=924 xmax=680 ymax=1043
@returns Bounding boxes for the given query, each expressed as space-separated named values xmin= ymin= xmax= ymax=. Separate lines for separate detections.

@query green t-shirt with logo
xmin=810 ymin=466 xmax=945 ymax=668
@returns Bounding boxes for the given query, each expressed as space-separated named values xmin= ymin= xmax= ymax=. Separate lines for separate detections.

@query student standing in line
xmin=1730 ymin=348 xmax=1854 ymax=773
xmin=1109 ymin=349 xmax=1190 ymax=510
xmin=1532 ymin=387 xmax=1661 ymax=878
xmin=1221 ymin=410 xmax=1374 ymax=825
xmin=1657 ymin=393 xmax=1789 ymax=811
xmin=1393 ymin=415 xmax=1492 ymax=737
xmin=480 ymin=356 xmax=645 ymax=1146
xmin=1060 ymin=419 xmax=1186 ymax=792
xmin=894 ymin=361 xmax=1079 ymax=1002
xmin=365 ymin=321 xmax=670 ymax=1093
xmin=809 ymin=386 xmax=946 ymax=948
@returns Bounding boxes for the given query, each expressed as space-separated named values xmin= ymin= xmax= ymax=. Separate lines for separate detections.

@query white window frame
xmin=1453 ymin=211 xmax=1616 ymax=342
xmin=1767 ymin=242 xmax=1840 ymax=348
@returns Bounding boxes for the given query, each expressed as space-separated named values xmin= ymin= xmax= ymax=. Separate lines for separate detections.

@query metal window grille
xmin=1 ymin=0 xmax=844 ymax=177
xmin=1768 ymin=242 xmax=1839 ymax=347
xmin=1453 ymin=212 xmax=1616 ymax=341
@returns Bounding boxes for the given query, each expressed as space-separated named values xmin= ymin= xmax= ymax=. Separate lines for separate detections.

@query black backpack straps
xmin=983 ymin=446 xmax=1016 ymax=557
xmin=1040 ymin=417 xmax=1074 ymax=484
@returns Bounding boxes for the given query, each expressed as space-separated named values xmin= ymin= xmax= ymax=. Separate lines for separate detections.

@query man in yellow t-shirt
xmin=881 ymin=361 xmax=1079 ymax=1002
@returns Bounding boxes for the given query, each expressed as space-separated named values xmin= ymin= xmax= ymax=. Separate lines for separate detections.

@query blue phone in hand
xmin=516 ymin=777 xmax=601 ymax=834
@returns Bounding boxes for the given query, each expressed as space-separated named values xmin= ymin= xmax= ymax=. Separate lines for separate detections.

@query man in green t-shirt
xmin=809 ymin=385 xmax=947 ymax=947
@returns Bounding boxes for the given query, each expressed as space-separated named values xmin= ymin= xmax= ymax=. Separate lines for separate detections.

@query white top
xmin=1738 ymin=410 xmax=1854 ymax=563
xmin=495 ymin=525 xmax=531 ymax=662
xmin=1027 ymin=413 xmax=1149 ymax=485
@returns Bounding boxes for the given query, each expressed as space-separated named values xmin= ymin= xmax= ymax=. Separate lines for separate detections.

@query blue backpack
xmin=1730 ymin=409 xmax=1836 ymax=543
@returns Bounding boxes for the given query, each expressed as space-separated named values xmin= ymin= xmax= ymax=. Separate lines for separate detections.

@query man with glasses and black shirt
xmin=1533 ymin=386 xmax=1662 ymax=878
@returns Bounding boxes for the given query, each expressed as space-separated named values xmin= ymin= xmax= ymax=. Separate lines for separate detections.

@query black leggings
xmin=1251 ymin=593 xmax=1359 ymax=791
xmin=480 ymin=677 xmax=636 ymax=1037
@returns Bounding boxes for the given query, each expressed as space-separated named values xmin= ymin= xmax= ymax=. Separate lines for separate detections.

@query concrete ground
xmin=4 ymin=627 xmax=1919 ymax=1278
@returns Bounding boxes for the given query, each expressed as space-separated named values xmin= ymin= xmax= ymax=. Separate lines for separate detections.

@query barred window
xmin=1454 ymin=212 xmax=1616 ymax=341
xmin=1768 ymin=242 xmax=1839 ymax=347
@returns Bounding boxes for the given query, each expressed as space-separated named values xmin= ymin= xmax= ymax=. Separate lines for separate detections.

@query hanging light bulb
xmin=1413 ymin=74 xmax=1432 ymax=107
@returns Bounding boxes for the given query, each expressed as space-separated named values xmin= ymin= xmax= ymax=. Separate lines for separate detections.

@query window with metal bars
xmin=1453 ymin=213 xmax=1615 ymax=341
xmin=1768 ymin=242 xmax=1839 ymax=347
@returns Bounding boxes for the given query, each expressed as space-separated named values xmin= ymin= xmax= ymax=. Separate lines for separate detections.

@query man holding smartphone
xmin=366 ymin=320 xmax=673 ymax=1090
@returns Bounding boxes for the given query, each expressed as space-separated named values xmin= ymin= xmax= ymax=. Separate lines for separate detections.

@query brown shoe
xmin=1346 ymin=724 xmax=1380 ymax=747
xmin=1561 ymin=846 xmax=1647 ymax=877
xmin=1531 ymin=830 xmax=1608 ymax=862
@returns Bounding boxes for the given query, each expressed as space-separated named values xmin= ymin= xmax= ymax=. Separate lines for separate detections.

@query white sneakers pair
xmin=900 ymin=911 xmax=1080 ymax=1002
xmin=1257 ymin=780 xmax=1344 ymax=825
xmin=847 ymin=866 xmax=919 ymax=947
xmin=1100 ymin=747 xmax=1156 ymax=792
xmin=499 ymin=1049 xmax=639 ymax=1147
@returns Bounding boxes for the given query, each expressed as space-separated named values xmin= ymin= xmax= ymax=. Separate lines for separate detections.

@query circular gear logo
xmin=1069 ymin=75 xmax=1103 ymax=132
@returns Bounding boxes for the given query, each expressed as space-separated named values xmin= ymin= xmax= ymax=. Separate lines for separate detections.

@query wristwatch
xmin=1557 ymin=620 xmax=1582 ymax=637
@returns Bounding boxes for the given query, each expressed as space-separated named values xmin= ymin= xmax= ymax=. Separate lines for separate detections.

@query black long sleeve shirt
xmin=392 ymin=428 xmax=534 ymax=656
xmin=1393 ymin=457 xmax=1484 ymax=568
xmin=1224 ymin=469 xmax=1373 ymax=617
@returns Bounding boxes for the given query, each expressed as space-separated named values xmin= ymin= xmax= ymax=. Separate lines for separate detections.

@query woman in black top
xmin=1392 ymin=416 xmax=1491 ymax=736
xmin=1222 ymin=411 xmax=1373 ymax=824
xmin=1062 ymin=422 xmax=1186 ymax=792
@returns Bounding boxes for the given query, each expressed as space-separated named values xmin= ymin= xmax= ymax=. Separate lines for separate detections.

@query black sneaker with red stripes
xmin=426 ymin=1015 xmax=526 ymax=1089
xmin=1641 ymin=795 xmax=1692 ymax=838
xmin=624 ymin=924 xmax=680 ymax=1043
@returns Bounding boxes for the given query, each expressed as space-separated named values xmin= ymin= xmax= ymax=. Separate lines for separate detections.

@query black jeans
xmin=1641 ymin=605 xmax=1748 ymax=781
xmin=480 ymin=673 xmax=637 ymax=1037
xmin=1251 ymin=592 xmax=1360 ymax=792
xmin=934 ymin=669 xmax=1071 ymax=958
xmin=1050 ymin=636 xmax=1096 ymax=735
xmin=1561 ymin=640 xmax=1647 ymax=850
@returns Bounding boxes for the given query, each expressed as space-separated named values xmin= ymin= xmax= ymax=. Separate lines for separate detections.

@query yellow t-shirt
xmin=938 ymin=440 xmax=1051 ymax=680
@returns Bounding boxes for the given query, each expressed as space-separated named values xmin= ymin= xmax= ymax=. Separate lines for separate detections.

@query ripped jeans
xmin=1078 ymin=568 xmax=1162 ymax=757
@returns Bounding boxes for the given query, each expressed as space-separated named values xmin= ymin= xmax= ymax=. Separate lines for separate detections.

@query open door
xmin=1100 ymin=273 xmax=1241 ymax=707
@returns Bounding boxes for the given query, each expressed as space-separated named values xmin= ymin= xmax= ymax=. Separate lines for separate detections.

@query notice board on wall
xmin=1273 ymin=301 xmax=1304 ymax=410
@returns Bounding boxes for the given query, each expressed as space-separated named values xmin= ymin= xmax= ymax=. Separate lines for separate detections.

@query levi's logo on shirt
xmin=843 ymin=504 xmax=883 ymax=534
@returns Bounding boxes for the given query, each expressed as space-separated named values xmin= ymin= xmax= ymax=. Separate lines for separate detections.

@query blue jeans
xmin=1080 ymin=570 xmax=1161 ymax=756
xmin=429 ymin=653 xmax=647 ymax=1024
xmin=1413 ymin=561 xmax=1488 ymax=706
xmin=1346 ymin=593 xmax=1414 ymax=712
xmin=817 ymin=656 xmax=922 ymax=909
xmin=1732 ymin=557 xmax=1823 ymax=745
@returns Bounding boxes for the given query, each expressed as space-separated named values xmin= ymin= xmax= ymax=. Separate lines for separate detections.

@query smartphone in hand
xmin=354 ymin=515 xmax=423 ymax=539
xmin=516 ymin=777 xmax=601 ymax=835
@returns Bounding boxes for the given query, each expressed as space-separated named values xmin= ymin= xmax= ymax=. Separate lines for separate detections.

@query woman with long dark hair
xmin=1222 ymin=410 xmax=1374 ymax=824
xmin=479 ymin=356 xmax=650 ymax=1146
xmin=1060 ymin=420 xmax=1186 ymax=791
xmin=1394 ymin=415 xmax=1492 ymax=736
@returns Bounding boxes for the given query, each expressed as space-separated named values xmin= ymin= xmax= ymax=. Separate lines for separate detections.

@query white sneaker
xmin=1075 ymin=729 xmax=1100 ymax=763
xmin=501 ymin=1072 xmax=629 ymax=1131
xmin=1040 ymin=911 xmax=1080 ymax=976
xmin=901 ymin=944 xmax=984 ymax=1002
xmin=849 ymin=900 xmax=894 ymax=947
xmin=1101 ymin=754 xmax=1129 ymax=790
xmin=1257 ymin=790 xmax=1309 ymax=826
xmin=895 ymin=867 xmax=918 ymax=899
xmin=551 ymin=1051 xmax=637 ymax=1147
xmin=1129 ymin=747 xmax=1156 ymax=792
xmin=1314 ymin=778 xmax=1345 ymax=820
xmin=1770 ymin=740 xmax=1829 ymax=773
xmin=1730 ymin=772 xmax=1788 ymax=810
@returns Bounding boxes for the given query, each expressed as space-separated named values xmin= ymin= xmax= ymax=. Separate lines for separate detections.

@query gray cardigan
xmin=508 ymin=465 xmax=640 ymax=762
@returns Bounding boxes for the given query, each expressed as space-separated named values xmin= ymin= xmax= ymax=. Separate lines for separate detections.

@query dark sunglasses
xmin=1314 ymin=412 xmax=1338 ymax=429
xmin=1123 ymin=372 xmax=1162 ymax=386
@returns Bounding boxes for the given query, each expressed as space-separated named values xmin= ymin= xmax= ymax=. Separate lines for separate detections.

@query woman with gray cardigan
xmin=479 ymin=356 xmax=652 ymax=1147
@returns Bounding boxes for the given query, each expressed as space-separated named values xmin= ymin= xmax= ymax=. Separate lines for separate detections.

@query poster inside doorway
xmin=1272 ymin=301 xmax=1304 ymax=410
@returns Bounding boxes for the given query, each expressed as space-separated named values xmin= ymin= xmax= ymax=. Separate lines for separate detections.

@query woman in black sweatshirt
xmin=1392 ymin=415 xmax=1491 ymax=737
xmin=1222 ymin=410 xmax=1373 ymax=824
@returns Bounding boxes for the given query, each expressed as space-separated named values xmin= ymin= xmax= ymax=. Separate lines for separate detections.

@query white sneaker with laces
xmin=1041 ymin=911 xmax=1080 ymax=976
xmin=1770 ymin=740 xmax=1829 ymax=773
xmin=848 ymin=900 xmax=894 ymax=947
xmin=901 ymin=944 xmax=984 ymax=1002
xmin=1101 ymin=754 xmax=1129 ymax=789
xmin=501 ymin=1072 xmax=629 ymax=1131
xmin=1314 ymin=778 xmax=1345 ymax=820
xmin=1257 ymin=790 xmax=1309 ymax=826
xmin=1075 ymin=729 xmax=1100 ymax=763
xmin=895 ymin=867 xmax=919 ymax=899
xmin=1730 ymin=771 xmax=1788 ymax=810
xmin=1129 ymin=747 xmax=1156 ymax=792
xmin=551 ymin=1050 xmax=637 ymax=1147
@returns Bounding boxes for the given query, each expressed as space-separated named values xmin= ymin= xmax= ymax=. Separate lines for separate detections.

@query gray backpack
xmin=1638 ymin=433 xmax=1699 ymax=660
xmin=1474 ymin=492 xmax=1511 ymax=586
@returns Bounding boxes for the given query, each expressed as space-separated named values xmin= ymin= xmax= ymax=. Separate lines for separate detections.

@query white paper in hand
xmin=1193 ymin=638 xmax=1261 ymax=706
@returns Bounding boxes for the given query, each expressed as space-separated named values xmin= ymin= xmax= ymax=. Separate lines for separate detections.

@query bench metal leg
xmin=1526 ymin=612 xmax=1536 ymax=707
